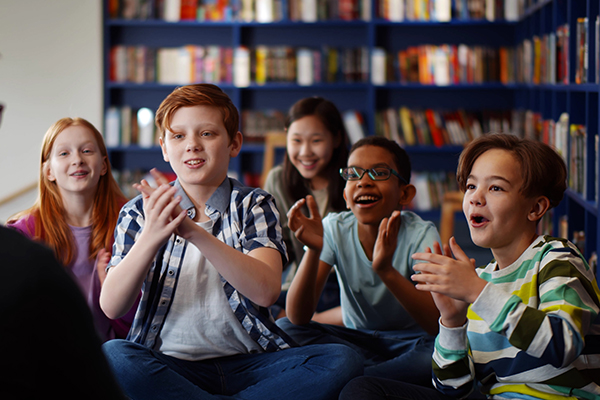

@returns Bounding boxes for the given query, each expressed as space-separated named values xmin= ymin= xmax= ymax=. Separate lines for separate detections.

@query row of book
xmin=409 ymin=171 xmax=459 ymax=212
xmin=375 ymin=107 xmax=512 ymax=147
xmin=374 ymin=44 xmax=508 ymax=86
xmin=377 ymin=0 xmax=520 ymax=22
xmin=103 ymin=104 xmax=365 ymax=146
xmin=109 ymin=45 xmax=369 ymax=86
xmin=109 ymin=0 xmax=371 ymax=22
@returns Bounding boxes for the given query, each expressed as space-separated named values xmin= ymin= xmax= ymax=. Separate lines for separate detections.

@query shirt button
xmin=187 ymin=210 xmax=193 ymax=216
xmin=168 ymin=270 xmax=174 ymax=275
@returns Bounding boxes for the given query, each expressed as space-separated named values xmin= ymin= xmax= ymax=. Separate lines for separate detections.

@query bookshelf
xmin=103 ymin=0 xmax=600 ymax=269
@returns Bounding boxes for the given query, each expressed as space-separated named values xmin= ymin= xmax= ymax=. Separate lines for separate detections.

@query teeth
xmin=356 ymin=195 xmax=379 ymax=202
xmin=72 ymin=172 xmax=87 ymax=176
xmin=300 ymin=160 xmax=316 ymax=166
xmin=186 ymin=160 xmax=203 ymax=165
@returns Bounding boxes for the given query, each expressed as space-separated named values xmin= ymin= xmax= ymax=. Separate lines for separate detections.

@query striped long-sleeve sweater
xmin=433 ymin=235 xmax=600 ymax=400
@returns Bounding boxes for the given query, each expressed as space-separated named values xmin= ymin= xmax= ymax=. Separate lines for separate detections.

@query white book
xmin=175 ymin=47 xmax=193 ymax=84
xmin=164 ymin=0 xmax=181 ymax=22
xmin=301 ymin=0 xmax=317 ymax=22
xmin=504 ymin=0 xmax=518 ymax=22
xmin=256 ymin=0 xmax=273 ymax=23
xmin=297 ymin=48 xmax=314 ymax=86
xmin=361 ymin=0 xmax=371 ymax=21
xmin=157 ymin=48 xmax=178 ymax=84
xmin=485 ymin=0 xmax=495 ymax=21
xmin=411 ymin=173 xmax=432 ymax=211
xmin=104 ymin=106 xmax=121 ymax=147
xmin=388 ymin=0 xmax=404 ymax=22
xmin=371 ymin=47 xmax=386 ymax=85
xmin=233 ymin=47 xmax=250 ymax=87
xmin=433 ymin=47 xmax=450 ymax=86
xmin=137 ymin=108 xmax=155 ymax=148
xmin=342 ymin=111 xmax=365 ymax=145
xmin=241 ymin=0 xmax=254 ymax=22
xmin=435 ymin=0 xmax=451 ymax=22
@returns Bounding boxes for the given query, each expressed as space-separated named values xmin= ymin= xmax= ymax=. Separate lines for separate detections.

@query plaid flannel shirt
xmin=108 ymin=177 xmax=294 ymax=352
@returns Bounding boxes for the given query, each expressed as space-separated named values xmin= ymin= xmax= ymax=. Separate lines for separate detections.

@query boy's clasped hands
xmin=412 ymin=238 xmax=488 ymax=328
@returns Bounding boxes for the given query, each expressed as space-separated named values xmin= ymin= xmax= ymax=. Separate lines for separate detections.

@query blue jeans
xmin=102 ymin=339 xmax=363 ymax=400
xmin=276 ymin=318 xmax=435 ymax=386
xmin=339 ymin=377 xmax=486 ymax=400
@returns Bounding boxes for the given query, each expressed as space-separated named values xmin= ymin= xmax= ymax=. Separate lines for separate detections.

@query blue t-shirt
xmin=321 ymin=210 xmax=441 ymax=332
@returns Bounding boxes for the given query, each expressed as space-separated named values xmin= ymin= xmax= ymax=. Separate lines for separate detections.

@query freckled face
xmin=286 ymin=115 xmax=337 ymax=190
xmin=45 ymin=125 xmax=107 ymax=199
xmin=160 ymin=105 xmax=241 ymax=191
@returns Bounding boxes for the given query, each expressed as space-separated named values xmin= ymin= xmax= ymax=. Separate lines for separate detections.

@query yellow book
xmin=399 ymin=107 xmax=416 ymax=146
xmin=255 ymin=46 xmax=268 ymax=85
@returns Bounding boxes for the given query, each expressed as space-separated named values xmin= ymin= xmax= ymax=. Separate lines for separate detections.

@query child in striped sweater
xmin=340 ymin=133 xmax=600 ymax=400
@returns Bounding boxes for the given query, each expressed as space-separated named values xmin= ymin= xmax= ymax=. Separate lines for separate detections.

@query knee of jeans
xmin=102 ymin=339 xmax=134 ymax=363
xmin=325 ymin=344 xmax=364 ymax=375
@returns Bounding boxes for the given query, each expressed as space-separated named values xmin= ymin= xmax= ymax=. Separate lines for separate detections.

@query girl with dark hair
xmin=264 ymin=96 xmax=349 ymax=322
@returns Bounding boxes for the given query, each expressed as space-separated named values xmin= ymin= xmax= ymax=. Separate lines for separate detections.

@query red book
xmin=180 ymin=0 xmax=198 ymax=20
xmin=425 ymin=109 xmax=445 ymax=147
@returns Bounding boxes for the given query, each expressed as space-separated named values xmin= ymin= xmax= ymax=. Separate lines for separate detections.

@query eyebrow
xmin=467 ymin=174 xmax=512 ymax=184
xmin=348 ymin=163 xmax=393 ymax=169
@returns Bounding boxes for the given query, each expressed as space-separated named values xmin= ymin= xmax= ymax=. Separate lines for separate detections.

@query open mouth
xmin=71 ymin=171 xmax=88 ymax=177
xmin=354 ymin=195 xmax=380 ymax=205
xmin=470 ymin=215 xmax=489 ymax=225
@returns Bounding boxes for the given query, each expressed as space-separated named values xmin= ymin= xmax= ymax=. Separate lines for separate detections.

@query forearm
xmin=100 ymin=233 xmax=160 ymax=319
xmin=186 ymin=225 xmax=282 ymax=307
xmin=286 ymin=248 xmax=325 ymax=324
xmin=378 ymin=267 xmax=440 ymax=335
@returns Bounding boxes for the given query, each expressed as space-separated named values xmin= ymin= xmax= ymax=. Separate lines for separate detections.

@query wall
xmin=0 ymin=0 xmax=102 ymax=222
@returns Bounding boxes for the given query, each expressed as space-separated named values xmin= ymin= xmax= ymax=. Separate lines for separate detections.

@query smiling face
xmin=286 ymin=115 xmax=337 ymax=191
xmin=343 ymin=145 xmax=411 ymax=227
xmin=160 ymin=105 xmax=242 ymax=195
xmin=463 ymin=148 xmax=542 ymax=263
xmin=45 ymin=125 xmax=107 ymax=201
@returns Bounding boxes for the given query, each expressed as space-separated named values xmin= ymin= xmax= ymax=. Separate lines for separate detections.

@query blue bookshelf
xmin=103 ymin=0 xmax=600 ymax=266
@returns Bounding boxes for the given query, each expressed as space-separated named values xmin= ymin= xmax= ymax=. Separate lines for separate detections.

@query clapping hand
xmin=287 ymin=195 xmax=323 ymax=251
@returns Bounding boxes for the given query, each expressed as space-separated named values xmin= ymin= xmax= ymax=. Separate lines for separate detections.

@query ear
xmin=159 ymin=136 xmax=169 ymax=163
xmin=44 ymin=162 xmax=56 ymax=182
xmin=343 ymin=186 xmax=351 ymax=209
xmin=229 ymin=131 xmax=243 ymax=158
xmin=101 ymin=156 xmax=108 ymax=176
xmin=398 ymin=184 xmax=416 ymax=206
xmin=527 ymin=195 xmax=550 ymax=222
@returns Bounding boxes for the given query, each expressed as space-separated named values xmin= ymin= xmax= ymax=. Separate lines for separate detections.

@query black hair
xmin=348 ymin=136 xmax=411 ymax=185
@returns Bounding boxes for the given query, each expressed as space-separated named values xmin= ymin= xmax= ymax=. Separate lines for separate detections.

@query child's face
xmin=286 ymin=115 xmax=337 ymax=190
xmin=45 ymin=125 xmax=107 ymax=199
xmin=343 ymin=145 xmax=405 ymax=226
xmin=463 ymin=148 xmax=540 ymax=255
xmin=160 ymin=105 xmax=241 ymax=193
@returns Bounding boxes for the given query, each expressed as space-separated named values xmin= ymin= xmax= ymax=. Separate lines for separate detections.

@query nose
xmin=356 ymin=173 xmax=373 ymax=187
xmin=299 ymin=142 xmax=313 ymax=156
xmin=469 ymin=187 xmax=485 ymax=206
xmin=72 ymin=153 xmax=84 ymax=165
xmin=186 ymin=136 xmax=202 ymax=152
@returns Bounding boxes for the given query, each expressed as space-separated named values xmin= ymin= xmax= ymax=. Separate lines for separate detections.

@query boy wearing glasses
xmin=277 ymin=136 xmax=442 ymax=386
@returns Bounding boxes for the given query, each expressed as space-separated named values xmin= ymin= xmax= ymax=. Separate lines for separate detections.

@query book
xmin=164 ymin=0 xmax=181 ymax=21
xmin=576 ymin=17 xmax=589 ymax=84
xmin=104 ymin=106 xmax=121 ymax=147
xmin=137 ymin=107 xmax=155 ymax=148
xmin=234 ymin=46 xmax=250 ymax=87
xmin=371 ymin=47 xmax=386 ymax=85
xmin=296 ymin=48 xmax=314 ymax=86
xmin=343 ymin=110 xmax=366 ymax=145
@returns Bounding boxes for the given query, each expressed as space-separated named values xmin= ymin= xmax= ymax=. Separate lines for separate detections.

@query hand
xmin=96 ymin=248 xmax=111 ymax=286
xmin=137 ymin=181 xmax=187 ymax=248
xmin=372 ymin=210 xmax=401 ymax=274
xmin=134 ymin=169 xmax=195 ymax=239
xmin=411 ymin=238 xmax=486 ymax=327
xmin=287 ymin=195 xmax=323 ymax=251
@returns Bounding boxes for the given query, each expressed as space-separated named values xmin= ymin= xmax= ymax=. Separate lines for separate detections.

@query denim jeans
xmin=276 ymin=318 xmax=435 ymax=387
xmin=102 ymin=339 xmax=363 ymax=400
xmin=339 ymin=377 xmax=486 ymax=400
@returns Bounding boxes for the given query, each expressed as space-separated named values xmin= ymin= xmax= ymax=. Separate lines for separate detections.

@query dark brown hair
xmin=155 ymin=84 xmax=239 ymax=143
xmin=457 ymin=133 xmax=567 ymax=208
xmin=349 ymin=136 xmax=412 ymax=185
xmin=282 ymin=97 xmax=349 ymax=212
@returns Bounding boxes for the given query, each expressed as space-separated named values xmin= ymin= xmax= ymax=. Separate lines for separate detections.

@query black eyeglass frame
xmin=340 ymin=166 xmax=407 ymax=184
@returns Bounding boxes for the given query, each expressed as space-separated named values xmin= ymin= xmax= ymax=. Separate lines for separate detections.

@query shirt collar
xmin=172 ymin=177 xmax=232 ymax=219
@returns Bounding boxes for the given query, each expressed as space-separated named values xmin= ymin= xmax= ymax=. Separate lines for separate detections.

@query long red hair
xmin=8 ymin=117 xmax=127 ymax=266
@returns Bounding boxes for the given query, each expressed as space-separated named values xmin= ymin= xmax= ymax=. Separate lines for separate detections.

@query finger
xmin=448 ymin=237 xmax=471 ymax=264
xmin=148 ymin=185 xmax=177 ymax=212
xmin=150 ymin=168 xmax=171 ymax=186
xmin=432 ymin=242 xmax=443 ymax=255
xmin=168 ymin=209 xmax=188 ymax=229
xmin=305 ymin=195 xmax=321 ymax=220
xmin=158 ymin=195 xmax=182 ymax=221
xmin=412 ymin=262 xmax=443 ymax=274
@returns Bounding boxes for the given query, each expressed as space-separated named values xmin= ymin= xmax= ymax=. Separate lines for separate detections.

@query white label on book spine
xmin=371 ymin=48 xmax=386 ymax=85
xmin=297 ymin=48 xmax=314 ymax=86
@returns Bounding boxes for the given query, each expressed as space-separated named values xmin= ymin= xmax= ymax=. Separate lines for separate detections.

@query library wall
xmin=0 ymin=0 xmax=102 ymax=207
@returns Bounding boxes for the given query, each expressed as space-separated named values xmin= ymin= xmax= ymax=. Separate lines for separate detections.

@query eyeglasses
xmin=340 ymin=166 xmax=407 ymax=184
